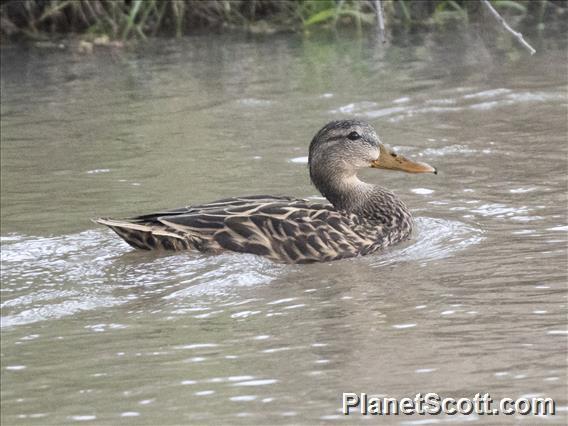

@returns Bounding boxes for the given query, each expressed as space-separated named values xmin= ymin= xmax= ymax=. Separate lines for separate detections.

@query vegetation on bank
xmin=1 ymin=0 xmax=566 ymax=42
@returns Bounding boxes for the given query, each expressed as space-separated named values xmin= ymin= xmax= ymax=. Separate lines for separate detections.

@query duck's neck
xmin=311 ymin=169 xmax=413 ymax=230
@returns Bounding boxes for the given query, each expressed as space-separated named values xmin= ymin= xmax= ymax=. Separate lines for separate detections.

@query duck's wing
xmin=95 ymin=196 xmax=297 ymax=252
xmin=156 ymin=198 xmax=381 ymax=263
xmin=95 ymin=195 xmax=382 ymax=262
xmin=130 ymin=195 xmax=296 ymax=223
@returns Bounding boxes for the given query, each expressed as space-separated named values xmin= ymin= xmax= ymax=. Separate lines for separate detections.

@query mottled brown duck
xmin=94 ymin=120 xmax=436 ymax=263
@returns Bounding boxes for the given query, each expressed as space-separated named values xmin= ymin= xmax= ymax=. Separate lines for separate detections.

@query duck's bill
xmin=371 ymin=145 xmax=437 ymax=174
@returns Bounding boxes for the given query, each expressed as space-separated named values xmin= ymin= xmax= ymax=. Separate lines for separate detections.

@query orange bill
xmin=371 ymin=144 xmax=437 ymax=174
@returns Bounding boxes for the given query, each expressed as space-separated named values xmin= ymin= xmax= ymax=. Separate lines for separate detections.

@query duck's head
xmin=308 ymin=120 xmax=436 ymax=209
xmin=309 ymin=119 xmax=436 ymax=178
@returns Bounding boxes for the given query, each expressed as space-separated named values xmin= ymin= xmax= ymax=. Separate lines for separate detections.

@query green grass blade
xmin=493 ymin=0 xmax=528 ymax=13
xmin=121 ymin=0 xmax=142 ymax=40
xmin=303 ymin=8 xmax=337 ymax=26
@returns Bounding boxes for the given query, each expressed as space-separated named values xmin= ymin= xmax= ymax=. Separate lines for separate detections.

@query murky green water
xmin=1 ymin=30 xmax=567 ymax=425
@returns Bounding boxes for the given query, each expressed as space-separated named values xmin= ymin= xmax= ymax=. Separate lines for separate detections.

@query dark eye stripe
xmin=323 ymin=135 xmax=346 ymax=143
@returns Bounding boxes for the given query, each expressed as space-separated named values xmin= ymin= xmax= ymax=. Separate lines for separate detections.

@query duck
xmin=94 ymin=119 xmax=436 ymax=263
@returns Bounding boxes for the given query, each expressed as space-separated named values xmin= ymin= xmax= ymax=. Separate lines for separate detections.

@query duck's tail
xmin=92 ymin=217 xmax=192 ymax=251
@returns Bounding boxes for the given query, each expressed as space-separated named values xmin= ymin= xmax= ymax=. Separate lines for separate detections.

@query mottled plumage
xmin=94 ymin=120 xmax=436 ymax=263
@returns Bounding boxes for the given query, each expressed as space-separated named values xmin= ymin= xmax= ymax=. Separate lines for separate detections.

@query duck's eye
xmin=347 ymin=131 xmax=361 ymax=141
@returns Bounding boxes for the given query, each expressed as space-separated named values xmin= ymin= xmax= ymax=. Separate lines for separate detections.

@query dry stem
xmin=374 ymin=0 xmax=385 ymax=44
xmin=481 ymin=0 xmax=536 ymax=55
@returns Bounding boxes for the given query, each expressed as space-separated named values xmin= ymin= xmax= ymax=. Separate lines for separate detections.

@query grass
xmin=0 ymin=0 xmax=566 ymax=42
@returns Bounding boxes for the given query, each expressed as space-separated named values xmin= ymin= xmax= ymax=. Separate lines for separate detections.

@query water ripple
xmin=369 ymin=217 xmax=484 ymax=267
xmin=0 ymin=229 xmax=284 ymax=328
xmin=1 ymin=215 xmax=483 ymax=328
xmin=330 ymin=88 xmax=565 ymax=123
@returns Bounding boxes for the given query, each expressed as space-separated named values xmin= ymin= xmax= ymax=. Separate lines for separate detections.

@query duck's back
xmin=95 ymin=195 xmax=392 ymax=263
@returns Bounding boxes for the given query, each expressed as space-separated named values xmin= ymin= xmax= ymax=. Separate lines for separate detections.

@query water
xmin=1 ymin=30 xmax=567 ymax=424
